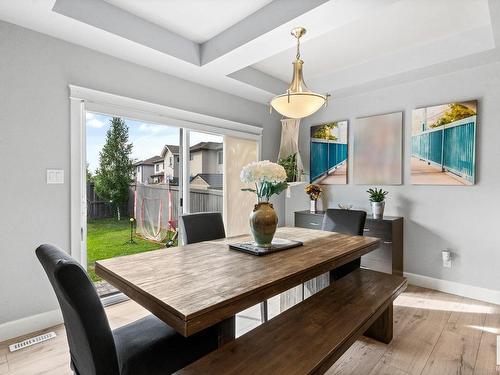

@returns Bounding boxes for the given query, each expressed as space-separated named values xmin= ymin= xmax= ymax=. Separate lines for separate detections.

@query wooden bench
xmin=176 ymin=268 xmax=407 ymax=375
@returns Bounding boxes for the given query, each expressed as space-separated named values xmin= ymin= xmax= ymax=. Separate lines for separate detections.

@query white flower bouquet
xmin=240 ymin=160 xmax=288 ymax=202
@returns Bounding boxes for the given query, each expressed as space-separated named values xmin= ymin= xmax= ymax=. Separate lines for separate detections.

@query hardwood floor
xmin=1 ymin=286 xmax=499 ymax=375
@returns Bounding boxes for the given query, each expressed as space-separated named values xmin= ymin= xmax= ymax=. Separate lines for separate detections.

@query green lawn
xmin=87 ymin=218 xmax=163 ymax=282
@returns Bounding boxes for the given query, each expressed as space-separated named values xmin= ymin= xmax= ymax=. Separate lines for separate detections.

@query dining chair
xmin=322 ymin=208 xmax=367 ymax=280
xmin=179 ymin=212 xmax=269 ymax=322
xmin=36 ymin=244 xmax=218 ymax=375
xmin=179 ymin=211 xmax=226 ymax=245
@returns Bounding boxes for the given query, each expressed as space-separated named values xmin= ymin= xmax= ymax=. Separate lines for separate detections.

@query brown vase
xmin=249 ymin=202 xmax=278 ymax=247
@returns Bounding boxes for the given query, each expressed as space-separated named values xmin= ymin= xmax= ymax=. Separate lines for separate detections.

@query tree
xmin=86 ymin=162 xmax=93 ymax=183
xmin=94 ymin=117 xmax=134 ymax=220
xmin=430 ymin=103 xmax=476 ymax=128
xmin=312 ymin=122 xmax=338 ymax=141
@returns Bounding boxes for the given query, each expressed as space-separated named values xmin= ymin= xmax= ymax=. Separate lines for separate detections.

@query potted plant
xmin=278 ymin=153 xmax=297 ymax=182
xmin=240 ymin=161 xmax=288 ymax=247
xmin=367 ymin=188 xmax=388 ymax=219
xmin=305 ymin=184 xmax=322 ymax=213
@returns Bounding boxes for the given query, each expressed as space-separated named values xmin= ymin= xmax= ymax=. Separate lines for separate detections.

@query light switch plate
xmin=47 ymin=169 xmax=64 ymax=184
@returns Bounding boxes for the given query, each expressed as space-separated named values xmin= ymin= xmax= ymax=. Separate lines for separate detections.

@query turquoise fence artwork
xmin=411 ymin=115 xmax=476 ymax=183
xmin=310 ymin=139 xmax=348 ymax=182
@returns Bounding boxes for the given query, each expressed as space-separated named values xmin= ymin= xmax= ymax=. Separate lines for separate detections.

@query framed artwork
xmin=310 ymin=120 xmax=348 ymax=184
xmin=354 ymin=111 xmax=403 ymax=185
xmin=411 ymin=100 xmax=477 ymax=185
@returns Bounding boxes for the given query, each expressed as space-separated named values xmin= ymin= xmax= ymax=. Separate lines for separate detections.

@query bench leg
xmin=216 ymin=316 xmax=236 ymax=348
xmin=364 ymin=303 xmax=393 ymax=344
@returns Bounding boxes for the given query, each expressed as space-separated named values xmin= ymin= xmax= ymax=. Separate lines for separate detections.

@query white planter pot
xmin=371 ymin=201 xmax=385 ymax=219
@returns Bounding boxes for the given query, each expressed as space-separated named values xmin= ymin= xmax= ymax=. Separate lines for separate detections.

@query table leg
xmin=215 ymin=316 xmax=235 ymax=348
xmin=364 ymin=303 xmax=393 ymax=344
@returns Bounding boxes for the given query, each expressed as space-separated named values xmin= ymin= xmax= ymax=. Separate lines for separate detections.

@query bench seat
xmin=176 ymin=268 xmax=407 ymax=375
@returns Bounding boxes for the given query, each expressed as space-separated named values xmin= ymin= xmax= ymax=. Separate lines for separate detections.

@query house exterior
xmin=136 ymin=142 xmax=223 ymax=189
xmin=189 ymin=142 xmax=223 ymax=176
xmin=190 ymin=173 xmax=223 ymax=190
xmin=161 ymin=144 xmax=180 ymax=181
xmin=134 ymin=156 xmax=160 ymax=184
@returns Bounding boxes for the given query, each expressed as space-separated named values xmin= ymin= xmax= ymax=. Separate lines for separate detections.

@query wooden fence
xmin=411 ymin=115 xmax=476 ymax=183
xmin=87 ymin=182 xmax=223 ymax=222
xmin=87 ymin=183 xmax=130 ymax=220
xmin=133 ymin=183 xmax=223 ymax=230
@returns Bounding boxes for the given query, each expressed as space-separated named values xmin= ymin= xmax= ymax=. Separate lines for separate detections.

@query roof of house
xmin=134 ymin=155 xmax=163 ymax=166
xmin=190 ymin=173 xmax=223 ymax=190
xmin=144 ymin=142 xmax=222 ymax=164
xmin=161 ymin=144 xmax=180 ymax=157
xmin=190 ymin=142 xmax=222 ymax=152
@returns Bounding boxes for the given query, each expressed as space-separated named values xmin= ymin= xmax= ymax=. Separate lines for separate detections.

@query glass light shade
xmin=271 ymin=93 xmax=327 ymax=119
xmin=271 ymin=58 xmax=328 ymax=119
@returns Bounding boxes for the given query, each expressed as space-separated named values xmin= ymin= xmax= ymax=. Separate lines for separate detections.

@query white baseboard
xmin=404 ymin=272 xmax=500 ymax=305
xmin=0 ymin=309 xmax=63 ymax=343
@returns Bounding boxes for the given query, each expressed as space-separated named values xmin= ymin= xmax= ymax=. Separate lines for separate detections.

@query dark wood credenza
xmin=294 ymin=210 xmax=403 ymax=276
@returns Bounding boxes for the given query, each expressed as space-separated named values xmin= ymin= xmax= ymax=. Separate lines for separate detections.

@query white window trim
xmin=70 ymin=85 xmax=263 ymax=266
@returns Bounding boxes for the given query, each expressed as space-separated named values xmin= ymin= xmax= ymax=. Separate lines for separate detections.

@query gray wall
xmin=0 ymin=21 xmax=281 ymax=326
xmin=287 ymin=61 xmax=500 ymax=291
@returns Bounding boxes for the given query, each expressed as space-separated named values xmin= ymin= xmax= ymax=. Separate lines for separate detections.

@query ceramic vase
xmin=249 ymin=201 xmax=278 ymax=247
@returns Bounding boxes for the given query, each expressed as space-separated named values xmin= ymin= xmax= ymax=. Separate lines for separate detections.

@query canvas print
xmin=411 ymin=101 xmax=477 ymax=185
xmin=354 ymin=112 xmax=403 ymax=185
xmin=310 ymin=120 xmax=348 ymax=184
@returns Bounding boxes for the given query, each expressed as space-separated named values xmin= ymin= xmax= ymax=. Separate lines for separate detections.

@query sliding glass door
xmin=82 ymin=108 xmax=261 ymax=299
xmin=85 ymin=112 xmax=181 ymax=297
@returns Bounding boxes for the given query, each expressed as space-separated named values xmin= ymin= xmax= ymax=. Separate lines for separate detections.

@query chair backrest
xmin=322 ymin=209 xmax=367 ymax=236
xmin=36 ymin=244 xmax=119 ymax=375
xmin=179 ymin=212 xmax=226 ymax=245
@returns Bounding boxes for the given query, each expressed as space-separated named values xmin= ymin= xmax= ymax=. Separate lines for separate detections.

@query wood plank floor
xmin=1 ymin=285 xmax=499 ymax=375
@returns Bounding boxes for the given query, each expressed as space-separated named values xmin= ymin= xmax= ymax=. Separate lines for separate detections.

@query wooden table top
xmin=95 ymin=227 xmax=380 ymax=337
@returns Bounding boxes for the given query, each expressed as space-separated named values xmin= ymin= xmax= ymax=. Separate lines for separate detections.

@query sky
xmin=86 ymin=112 xmax=222 ymax=173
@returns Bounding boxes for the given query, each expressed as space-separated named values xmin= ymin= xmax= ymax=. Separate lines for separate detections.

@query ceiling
xmin=0 ymin=0 xmax=498 ymax=104
xmin=102 ymin=0 xmax=273 ymax=43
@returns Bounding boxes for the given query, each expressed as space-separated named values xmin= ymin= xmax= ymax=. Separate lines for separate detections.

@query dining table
xmin=95 ymin=226 xmax=380 ymax=347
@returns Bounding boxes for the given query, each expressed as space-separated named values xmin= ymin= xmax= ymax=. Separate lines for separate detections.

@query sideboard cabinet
xmin=294 ymin=210 xmax=403 ymax=276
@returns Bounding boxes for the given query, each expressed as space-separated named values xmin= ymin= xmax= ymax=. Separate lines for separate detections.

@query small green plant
xmin=278 ymin=153 xmax=297 ymax=182
xmin=367 ymin=188 xmax=388 ymax=202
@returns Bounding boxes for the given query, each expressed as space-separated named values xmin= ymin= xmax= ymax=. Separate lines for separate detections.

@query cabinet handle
xmin=309 ymin=222 xmax=320 ymax=226
xmin=363 ymin=228 xmax=370 ymax=232
xmin=383 ymin=241 xmax=392 ymax=244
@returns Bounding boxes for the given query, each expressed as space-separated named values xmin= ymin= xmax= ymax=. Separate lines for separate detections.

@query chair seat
xmin=113 ymin=315 xmax=218 ymax=375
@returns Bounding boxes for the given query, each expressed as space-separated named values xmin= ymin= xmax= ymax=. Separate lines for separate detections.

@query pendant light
xmin=270 ymin=27 xmax=329 ymax=119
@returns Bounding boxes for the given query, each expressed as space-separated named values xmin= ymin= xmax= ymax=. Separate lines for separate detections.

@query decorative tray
xmin=229 ymin=238 xmax=303 ymax=256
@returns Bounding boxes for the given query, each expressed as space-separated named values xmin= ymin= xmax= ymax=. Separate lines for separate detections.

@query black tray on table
xmin=229 ymin=238 xmax=303 ymax=256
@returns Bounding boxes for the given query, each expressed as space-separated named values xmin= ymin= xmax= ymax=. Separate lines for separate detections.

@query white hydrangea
xmin=240 ymin=160 xmax=287 ymax=184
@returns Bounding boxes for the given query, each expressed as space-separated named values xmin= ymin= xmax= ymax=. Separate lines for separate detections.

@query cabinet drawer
xmin=364 ymin=221 xmax=393 ymax=241
xmin=361 ymin=244 xmax=392 ymax=274
xmin=295 ymin=213 xmax=323 ymax=230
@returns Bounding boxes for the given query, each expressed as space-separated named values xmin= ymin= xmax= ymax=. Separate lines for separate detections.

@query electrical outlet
xmin=47 ymin=169 xmax=64 ymax=184
xmin=442 ymin=250 xmax=452 ymax=268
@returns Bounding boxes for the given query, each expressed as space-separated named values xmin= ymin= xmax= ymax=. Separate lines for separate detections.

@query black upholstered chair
xmin=322 ymin=209 xmax=367 ymax=280
xmin=36 ymin=244 xmax=218 ymax=375
xmin=179 ymin=212 xmax=269 ymax=322
xmin=179 ymin=212 xmax=226 ymax=245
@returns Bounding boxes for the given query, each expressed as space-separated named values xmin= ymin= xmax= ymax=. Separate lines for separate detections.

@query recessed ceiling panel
xmin=103 ymin=0 xmax=273 ymax=43
xmin=253 ymin=0 xmax=493 ymax=82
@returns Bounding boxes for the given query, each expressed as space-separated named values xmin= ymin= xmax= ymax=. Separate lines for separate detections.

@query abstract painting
xmin=411 ymin=101 xmax=477 ymax=185
xmin=353 ymin=112 xmax=403 ymax=185
xmin=310 ymin=120 xmax=348 ymax=184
